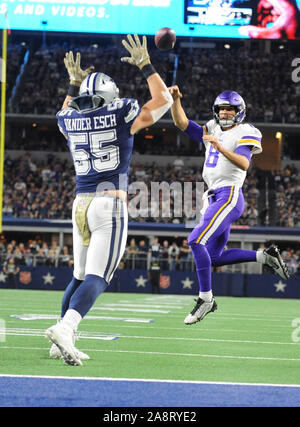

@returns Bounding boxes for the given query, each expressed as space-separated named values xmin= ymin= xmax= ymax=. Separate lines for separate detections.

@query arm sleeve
xmin=235 ymin=145 xmax=252 ymax=162
xmin=237 ymin=130 xmax=262 ymax=154
xmin=184 ymin=120 xmax=207 ymax=142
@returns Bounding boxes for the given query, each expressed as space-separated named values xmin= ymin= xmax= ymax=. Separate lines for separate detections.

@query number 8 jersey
xmin=185 ymin=119 xmax=262 ymax=190
xmin=56 ymin=97 xmax=140 ymax=194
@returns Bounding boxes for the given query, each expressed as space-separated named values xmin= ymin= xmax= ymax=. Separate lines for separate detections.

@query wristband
xmin=67 ymin=84 xmax=80 ymax=97
xmin=141 ymin=64 xmax=156 ymax=79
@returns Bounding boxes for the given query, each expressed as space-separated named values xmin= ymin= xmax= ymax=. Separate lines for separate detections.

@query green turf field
xmin=1 ymin=289 xmax=300 ymax=385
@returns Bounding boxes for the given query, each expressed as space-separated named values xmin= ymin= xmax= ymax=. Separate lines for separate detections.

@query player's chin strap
xmin=68 ymin=95 xmax=104 ymax=112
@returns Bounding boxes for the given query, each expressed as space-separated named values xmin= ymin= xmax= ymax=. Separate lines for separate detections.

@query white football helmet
xmin=79 ymin=72 xmax=119 ymax=106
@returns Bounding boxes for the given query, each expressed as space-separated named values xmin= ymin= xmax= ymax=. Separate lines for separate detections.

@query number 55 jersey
xmin=56 ymin=97 xmax=140 ymax=194
xmin=185 ymin=119 xmax=262 ymax=190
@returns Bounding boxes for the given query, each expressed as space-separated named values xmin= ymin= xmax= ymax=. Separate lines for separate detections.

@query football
xmin=155 ymin=27 xmax=176 ymax=51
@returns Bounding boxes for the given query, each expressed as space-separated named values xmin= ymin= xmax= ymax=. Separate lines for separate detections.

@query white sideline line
xmin=121 ymin=335 xmax=300 ymax=346
xmin=1 ymin=304 xmax=299 ymax=320
xmin=0 ymin=328 xmax=121 ymax=341
xmin=99 ymin=303 xmax=183 ymax=309
xmin=1 ymin=345 xmax=300 ymax=363
xmin=1 ymin=328 xmax=295 ymax=345
xmin=92 ymin=307 xmax=170 ymax=313
xmin=0 ymin=373 xmax=300 ymax=389
xmin=4 ymin=308 xmax=295 ymax=323
xmin=9 ymin=314 xmax=153 ymax=323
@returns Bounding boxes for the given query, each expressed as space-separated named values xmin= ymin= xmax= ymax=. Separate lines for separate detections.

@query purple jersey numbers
xmin=205 ymin=145 xmax=219 ymax=168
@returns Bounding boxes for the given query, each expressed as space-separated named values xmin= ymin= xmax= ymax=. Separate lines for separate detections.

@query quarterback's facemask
xmin=213 ymin=91 xmax=246 ymax=128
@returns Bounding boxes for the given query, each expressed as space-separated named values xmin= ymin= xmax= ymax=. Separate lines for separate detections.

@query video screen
xmin=0 ymin=0 xmax=299 ymax=39
xmin=184 ymin=0 xmax=253 ymax=27
xmin=184 ymin=0 xmax=300 ymax=39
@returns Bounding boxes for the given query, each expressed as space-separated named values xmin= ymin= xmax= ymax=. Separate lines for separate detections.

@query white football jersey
xmin=202 ymin=120 xmax=262 ymax=190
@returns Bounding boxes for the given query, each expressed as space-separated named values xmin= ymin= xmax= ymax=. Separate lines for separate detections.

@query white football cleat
xmin=49 ymin=343 xmax=62 ymax=359
xmin=46 ymin=322 xmax=82 ymax=366
xmin=49 ymin=343 xmax=90 ymax=361
xmin=184 ymin=297 xmax=217 ymax=325
xmin=49 ymin=328 xmax=90 ymax=361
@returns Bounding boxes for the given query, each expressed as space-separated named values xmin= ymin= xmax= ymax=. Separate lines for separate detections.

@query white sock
xmin=61 ymin=309 xmax=82 ymax=331
xmin=199 ymin=290 xmax=213 ymax=302
xmin=256 ymin=250 xmax=267 ymax=264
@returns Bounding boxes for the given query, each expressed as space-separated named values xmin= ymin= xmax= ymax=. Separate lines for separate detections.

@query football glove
xmin=64 ymin=51 xmax=95 ymax=86
xmin=121 ymin=34 xmax=151 ymax=70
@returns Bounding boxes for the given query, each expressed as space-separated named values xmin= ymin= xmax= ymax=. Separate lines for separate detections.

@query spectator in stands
xmin=46 ymin=249 xmax=56 ymax=267
xmin=161 ymin=240 xmax=170 ymax=270
xmin=168 ymin=241 xmax=180 ymax=271
xmin=5 ymin=244 xmax=14 ymax=262
xmin=13 ymin=247 xmax=25 ymax=266
xmin=40 ymin=242 xmax=49 ymax=257
xmin=35 ymin=249 xmax=47 ymax=266
xmin=126 ymin=238 xmax=138 ymax=269
xmin=3 ymin=258 xmax=20 ymax=289
xmin=0 ymin=241 xmax=6 ymax=265
xmin=136 ymin=240 xmax=148 ymax=269
xmin=59 ymin=246 xmax=72 ymax=267
xmin=29 ymin=240 xmax=40 ymax=255
xmin=148 ymin=259 xmax=161 ymax=294
xmin=24 ymin=248 xmax=34 ymax=267
xmin=51 ymin=240 xmax=61 ymax=258
xmin=2 ymin=198 xmax=14 ymax=217
xmin=149 ymin=237 xmax=161 ymax=262
xmin=173 ymin=156 xmax=185 ymax=171
xmin=179 ymin=239 xmax=192 ymax=271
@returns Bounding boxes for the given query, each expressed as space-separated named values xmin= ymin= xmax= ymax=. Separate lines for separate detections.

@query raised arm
xmin=168 ymin=85 xmax=189 ymax=131
xmin=61 ymin=51 xmax=94 ymax=110
xmin=121 ymin=34 xmax=173 ymax=135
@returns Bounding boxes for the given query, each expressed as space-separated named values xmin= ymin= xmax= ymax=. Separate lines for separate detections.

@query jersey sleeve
xmin=122 ymin=98 xmax=141 ymax=126
xmin=184 ymin=120 xmax=204 ymax=142
xmin=237 ymin=125 xmax=262 ymax=154
xmin=235 ymin=145 xmax=252 ymax=162
xmin=56 ymin=108 xmax=73 ymax=137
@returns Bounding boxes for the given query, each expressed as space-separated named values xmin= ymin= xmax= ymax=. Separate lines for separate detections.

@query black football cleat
xmin=264 ymin=245 xmax=290 ymax=280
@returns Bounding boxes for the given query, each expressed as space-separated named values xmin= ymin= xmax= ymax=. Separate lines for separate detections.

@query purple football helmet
xmin=213 ymin=90 xmax=246 ymax=128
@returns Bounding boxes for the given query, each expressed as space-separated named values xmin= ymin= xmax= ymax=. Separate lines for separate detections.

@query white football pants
xmin=72 ymin=194 xmax=128 ymax=283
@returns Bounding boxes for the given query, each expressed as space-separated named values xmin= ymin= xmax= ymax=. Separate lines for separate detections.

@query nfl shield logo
xmin=19 ymin=271 xmax=32 ymax=285
xmin=160 ymin=275 xmax=170 ymax=289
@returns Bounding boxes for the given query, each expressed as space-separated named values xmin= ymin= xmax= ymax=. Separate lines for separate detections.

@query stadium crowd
xmin=3 ymin=151 xmax=300 ymax=227
xmin=6 ymin=40 xmax=298 ymax=124
xmin=271 ymin=164 xmax=300 ymax=228
xmin=0 ymin=235 xmax=299 ymax=275
xmin=0 ymin=237 xmax=73 ymax=269
xmin=2 ymin=39 xmax=299 ymax=277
